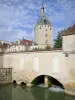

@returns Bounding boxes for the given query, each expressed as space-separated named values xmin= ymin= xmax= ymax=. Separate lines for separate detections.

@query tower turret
xmin=34 ymin=5 xmax=52 ymax=49
xmin=40 ymin=5 xmax=44 ymax=15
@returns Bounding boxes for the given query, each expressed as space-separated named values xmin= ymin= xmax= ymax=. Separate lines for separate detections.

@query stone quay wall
xmin=0 ymin=68 xmax=12 ymax=84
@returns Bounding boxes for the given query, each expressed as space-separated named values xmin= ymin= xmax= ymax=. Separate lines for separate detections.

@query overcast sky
xmin=0 ymin=0 xmax=75 ymax=43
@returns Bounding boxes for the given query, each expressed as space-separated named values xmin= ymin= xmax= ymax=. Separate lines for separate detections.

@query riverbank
xmin=65 ymin=89 xmax=75 ymax=97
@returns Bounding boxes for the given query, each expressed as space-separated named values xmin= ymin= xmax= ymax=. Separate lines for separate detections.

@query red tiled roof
xmin=20 ymin=39 xmax=32 ymax=45
xmin=3 ymin=43 xmax=9 ymax=48
xmin=63 ymin=24 xmax=75 ymax=36
xmin=0 ymin=43 xmax=9 ymax=48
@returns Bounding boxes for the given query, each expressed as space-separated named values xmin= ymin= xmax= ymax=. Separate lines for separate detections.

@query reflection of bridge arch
xmin=31 ymin=75 xmax=64 ymax=89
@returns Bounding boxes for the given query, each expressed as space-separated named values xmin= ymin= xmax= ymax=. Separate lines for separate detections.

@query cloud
xmin=0 ymin=0 xmax=75 ymax=42
xmin=0 ymin=28 xmax=33 ymax=42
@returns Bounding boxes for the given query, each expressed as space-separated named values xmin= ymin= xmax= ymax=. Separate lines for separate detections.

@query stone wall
xmin=0 ymin=50 xmax=75 ymax=95
xmin=2 ymin=51 xmax=67 ymax=85
xmin=0 ymin=68 xmax=12 ymax=84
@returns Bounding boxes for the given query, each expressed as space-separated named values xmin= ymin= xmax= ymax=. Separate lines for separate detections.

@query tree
xmin=53 ymin=30 xmax=65 ymax=48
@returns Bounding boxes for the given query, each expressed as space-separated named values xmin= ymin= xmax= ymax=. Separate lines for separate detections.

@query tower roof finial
xmin=41 ymin=4 xmax=44 ymax=9
xmin=41 ymin=4 xmax=44 ymax=13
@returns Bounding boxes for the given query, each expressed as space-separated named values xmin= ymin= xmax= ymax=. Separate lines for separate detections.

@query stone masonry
xmin=0 ymin=68 xmax=12 ymax=84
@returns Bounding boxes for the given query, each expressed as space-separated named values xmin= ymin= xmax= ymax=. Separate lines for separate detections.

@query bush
xmin=45 ymin=45 xmax=51 ymax=50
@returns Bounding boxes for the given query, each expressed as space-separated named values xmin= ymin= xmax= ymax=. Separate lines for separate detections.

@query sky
xmin=0 ymin=0 xmax=75 ymax=43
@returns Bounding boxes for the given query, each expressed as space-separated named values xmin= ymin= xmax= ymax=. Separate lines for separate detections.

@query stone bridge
xmin=0 ymin=50 xmax=75 ymax=95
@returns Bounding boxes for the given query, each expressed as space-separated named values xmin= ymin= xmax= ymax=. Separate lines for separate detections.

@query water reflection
xmin=65 ymin=95 xmax=75 ymax=100
xmin=31 ymin=86 xmax=65 ymax=100
xmin=0 ymin=84 xmax=12 ymax=100
xmin=0 ymin=84 xmax=75 ymax=100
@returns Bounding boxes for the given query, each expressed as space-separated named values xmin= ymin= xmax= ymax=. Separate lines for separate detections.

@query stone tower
xmin=34 ymin=5 xmax=52 ymax=49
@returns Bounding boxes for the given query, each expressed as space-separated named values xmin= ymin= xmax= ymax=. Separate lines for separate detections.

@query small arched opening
xmin=13 ymin=80 xmax=17 ymax=88
xmin=31 ymin=75 xmax=64 ymax=89
xmin=13 ymin=80 xmax=17 ymax=84
xmin=20 ymin=82 xmax=26 ymax=86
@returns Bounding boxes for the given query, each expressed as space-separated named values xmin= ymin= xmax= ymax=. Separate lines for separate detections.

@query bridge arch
xmin=31 ymin=75 xmax=64 ymax=89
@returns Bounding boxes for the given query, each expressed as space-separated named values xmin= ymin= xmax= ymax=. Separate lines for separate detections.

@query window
xmin=18 ymin=46 xmax=20 ymax=50
xmin=46 ymin=29 xmax=47 ymax=31
xmin=45 ymin=34 xmax=48 ymax=37
xmin=45 ymin=40 xmax=48 ymax=44
xmin=65 ymin=53 xmax=68 ymax=57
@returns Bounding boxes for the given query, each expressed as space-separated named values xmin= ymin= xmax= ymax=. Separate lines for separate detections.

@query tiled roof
xmin=0 ymin=43 xmax=9 ymax=48
xmin=63 ymin=24 xmax=75 ymax=36
xmin=20 ymin=39 xmax=32 ymax=45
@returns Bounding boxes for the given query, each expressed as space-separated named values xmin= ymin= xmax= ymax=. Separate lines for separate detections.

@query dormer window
xmin=44 ymin=19 xmax=47 ymax=24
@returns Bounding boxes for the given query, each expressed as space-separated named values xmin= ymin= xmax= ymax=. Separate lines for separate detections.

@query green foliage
xmin=45 ymin=45 xmax=51 ymax=50
xmin=53 ymin=31 xmax=63 ymax=48
xmin=34 ymin=47 xmax=38 ymax=50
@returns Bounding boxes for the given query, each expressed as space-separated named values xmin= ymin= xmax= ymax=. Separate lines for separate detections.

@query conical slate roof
xmin=36 ymin=16 xmax=51 ymax=26
xmin=36 ymin=6 xmax=51 ymax=26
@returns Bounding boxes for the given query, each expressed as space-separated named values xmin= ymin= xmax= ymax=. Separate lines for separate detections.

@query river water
xmin=0 ymin=84 xmax=75 ymax=100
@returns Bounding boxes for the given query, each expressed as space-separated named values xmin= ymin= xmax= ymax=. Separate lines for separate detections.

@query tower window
xmin=45 ymin=34 xmax=48 ymax=37
xmin=46 ymin=29 xmax=47 ymax=31
xmin=65 ymin=53 xmax=68 ymax=57
xmin=45 ymin=40 xmax=48 ymax=44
